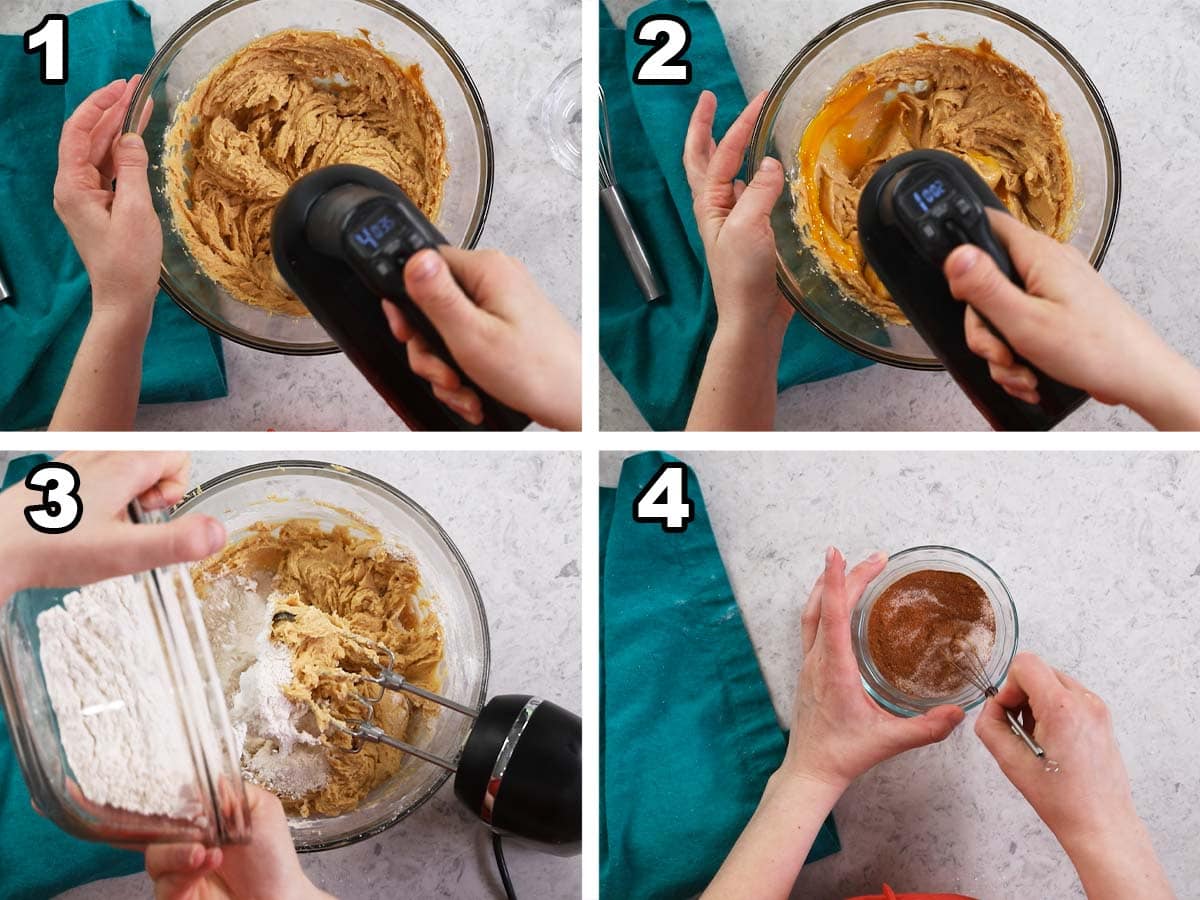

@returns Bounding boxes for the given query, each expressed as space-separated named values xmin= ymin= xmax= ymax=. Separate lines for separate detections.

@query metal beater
xmin=282 ymin=621 xmax=582 ymax=851
xmin=949 ymin=639 xmax=1061 ymax=773
xmin=599 ymin=85 xmax=664 ymax=303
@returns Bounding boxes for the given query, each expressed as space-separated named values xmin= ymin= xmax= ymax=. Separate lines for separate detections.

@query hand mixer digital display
xmin=271 ymin=165 xmax=530 ymax=432
xmin=857 ymin=149 xmax=1088 ymax=431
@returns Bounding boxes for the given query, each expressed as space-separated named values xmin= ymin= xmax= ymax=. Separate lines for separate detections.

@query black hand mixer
xmin=857 ymin=149 xmax=1088 ymax=431
xmin=304 ymin=630 xmax=580 ymax=889
xmin=271 ymin=165 xmax=530 ymax=432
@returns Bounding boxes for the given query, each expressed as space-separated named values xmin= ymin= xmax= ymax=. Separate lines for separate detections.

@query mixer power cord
xmin=492 ymin=831 xmax=518 ymax=900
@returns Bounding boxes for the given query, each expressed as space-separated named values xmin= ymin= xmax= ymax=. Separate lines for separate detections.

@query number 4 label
xmin=633 ymin=463 xmax=694 ymax=533
xmin=632 ymin=15 xmax=692 ymax=85
xmin=24 ymin=14 xmax=68 ymax=85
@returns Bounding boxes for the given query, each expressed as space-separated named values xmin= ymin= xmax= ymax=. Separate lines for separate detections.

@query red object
xmin=847 ymin=887 xmax=977 ymax=900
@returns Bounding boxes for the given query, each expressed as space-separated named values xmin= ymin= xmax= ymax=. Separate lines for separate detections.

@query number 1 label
xmin=24 ymin=15 xmax=68 ymax=85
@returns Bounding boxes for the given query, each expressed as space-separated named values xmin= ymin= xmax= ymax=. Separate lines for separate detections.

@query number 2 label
xmin=24 ymin=462 xmax=83 ymax=534
xmin=633 ymin=463 xmax=694 ymax=533
xmin=632 ymin=15 xmax=692 ymax=85
xmin=24 ymin=15 xmax=68 ymax=85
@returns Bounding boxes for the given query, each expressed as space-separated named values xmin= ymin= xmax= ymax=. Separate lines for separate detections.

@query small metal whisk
xmin=949 ymin=640 xmax=1061 ymax=773
xmin=599 ymin=84 xmax=664 ymax=303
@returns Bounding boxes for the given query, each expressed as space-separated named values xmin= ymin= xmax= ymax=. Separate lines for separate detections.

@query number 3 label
xmin=24 ymin=462 xmax=83 ymax=534
xmin=24 ymin=14 xmax=68 ymax=85
xmin=633 ymin=463 xmax=694 ymax=533
xmin=632 ymin=15 xmax=692 ymax=85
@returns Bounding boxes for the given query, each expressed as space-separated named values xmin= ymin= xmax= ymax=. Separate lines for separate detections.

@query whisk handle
xmin=600 ymin=185 xmax=664 ymax=302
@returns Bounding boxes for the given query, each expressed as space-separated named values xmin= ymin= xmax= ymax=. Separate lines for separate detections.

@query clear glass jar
xmin=851 ymin=545 xmax=1018 ymax=716
xmin=0 ymin=551 xmax=251 ymax=846
xmin=172 ymin=460 xmax=490 ymax=852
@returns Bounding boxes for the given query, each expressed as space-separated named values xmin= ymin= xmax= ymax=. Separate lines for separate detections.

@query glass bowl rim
xmin=748 ymin=0 xmax=1122 ymax=370
xmin=171 ymin=458 xmax=492 ymax=852
xmin=852 ymin=543 xmax=1018 ymax=716
xmin=122 ymin=0 xmax=496 ymax=356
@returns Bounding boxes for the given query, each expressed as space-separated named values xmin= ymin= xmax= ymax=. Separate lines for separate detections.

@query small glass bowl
xmin=850 ymin=545 xmax=1017 ymax=716
xmin=172 ymin=460 xmax=490 ymax=852
xmin=0 ymin=558 xmax=251 ymax=846
xmin=123 ymin=0 xmax=494 ymax=355
xmin=749 ymin=0 xmax=1121 ymax=369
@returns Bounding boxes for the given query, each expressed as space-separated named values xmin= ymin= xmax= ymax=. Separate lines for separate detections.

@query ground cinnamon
xmin=867 ymin=569 xmax=996 ymax=698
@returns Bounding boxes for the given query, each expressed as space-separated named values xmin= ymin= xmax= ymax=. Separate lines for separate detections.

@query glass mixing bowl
xmin=172 ymin=460 xmax=491 ymax=851
xmin=749 ymin=0 xmax=1121 ymax=369
xmin=123 ymin=0 xmax=494 ymax=355
xmin=851 ymin=545 xmax=1017 ymax=716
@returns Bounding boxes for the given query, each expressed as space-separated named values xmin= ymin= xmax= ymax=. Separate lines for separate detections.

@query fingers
xmin=405 ymin=333 xmax=484 ymax=424
xmin=403 ymin=249 xmax=487 ymax=338
xmin=897 ymin=704 xmax=966 ymax=751
xmin=725 ymin=156 xmax=785 ymax=231
xmin=683 ymin=90 xmax=718 ymax=194
xmin=944 ymin=244 xmax=1042 ymax=344
xmin=706 ymin=90 xmax=768 ymax=188
xmin=144 ymin=843 xmax=211 ymax=880
xmin=843 ymin=550 xmax=887 ymax=603
xmin=58 ymin=78 xmax=129 ymax=171
xmin=816 ymin=547 xmax=851 ymax=639
xmin=91 ymin=77 xmax=140 ymax=179
xmin=800 ymin=572 xmax=825 ymax=654
xmin=993 ymin=651 xmax=1068 ymax=712
xmin=107 ymin=515 xmax=226 ymax=573
xmin=963 ymin=307 xmax=1039 ymax=403
xmin=111 ymin=133 xmax=154 ymax=220
xmin=381 ymin=300 xmax=414 ymax=342
xmin=129 ymin=452 xmax=191 ymax=504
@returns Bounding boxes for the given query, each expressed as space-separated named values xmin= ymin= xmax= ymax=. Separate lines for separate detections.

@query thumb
xmin=105 ymin=515 xmax=225 ymax=574
xmin=895 ymin=704 xmax=965 ymax=751
xmin=112 ymin=133 xmax=153 ymax=217
xmin=944 ymin=244 xmax=1037 ymax=338
xmin=726 ymin=156 xmax=785 ymax=229
xmin=403 ymin=249 xmax=484 ymax=339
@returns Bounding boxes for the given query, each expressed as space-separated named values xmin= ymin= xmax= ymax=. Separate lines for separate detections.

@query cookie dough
xmin=166 ymin=29 xmax=449 ymax=317
xmin=195 ymin=518 xmax=444 ymax=817
xmin=795 ymin=41 xmax=1075 ymax=323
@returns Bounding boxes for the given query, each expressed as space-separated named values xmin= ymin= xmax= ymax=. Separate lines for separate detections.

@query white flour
xmin=38 ymin=576 xmax=200 ymax=818
xmin=201 ymin=574 xmax=328 ymax=798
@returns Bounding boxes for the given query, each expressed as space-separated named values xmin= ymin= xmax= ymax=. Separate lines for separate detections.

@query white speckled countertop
xmin=601 ymin=450 xmax=1200 ymax=898
xmin=0 ymin=450 xmax=581 ymax=900
xmin=7 ymin=0 xmax=580 ymax=431
xmin=601 ymin=0 xmax=1200 ymax=431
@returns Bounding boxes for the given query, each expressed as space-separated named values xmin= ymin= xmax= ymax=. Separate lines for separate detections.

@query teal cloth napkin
xmin=0 ymin=1 xmax=226 ymax=430
xmin=600 ymin=452 xmax=839 ymax=899
xmin=599 ymin=1 xmax=872 ymax=431
xmin=0 ymin=454 xmax=143 ymax=899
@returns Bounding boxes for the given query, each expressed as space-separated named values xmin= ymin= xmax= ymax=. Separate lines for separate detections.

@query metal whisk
xmin=949 ymin=640 xmax=1061 ymax=773
xmin=599 ymin=84 xmax=664 ymax=302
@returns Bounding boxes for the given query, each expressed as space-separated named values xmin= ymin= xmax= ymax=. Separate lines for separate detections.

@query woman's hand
xmin=383 ymin=247 xmax=581 ymax=431
xmin=944 ymin=211 xmax=1200 ymax=430
xmin=53 ymin=76 xmax=161 ymax=320
xmin=975 ymin=653 xmax=1173 ymax=899
xmin=683 ymin=90 xmax=792 ymax=335
xmin=781 ymin=548 xmax=965 ymax=791
xmin=145 ymin=784 xmax=333 ymax=900
xmin=682 ymin=90 xmax=793 ymax=431
xmin=50 ymin=76 xmax=164 ymax=430
xmin=0 ymin=452 xmax=224 ymax=600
